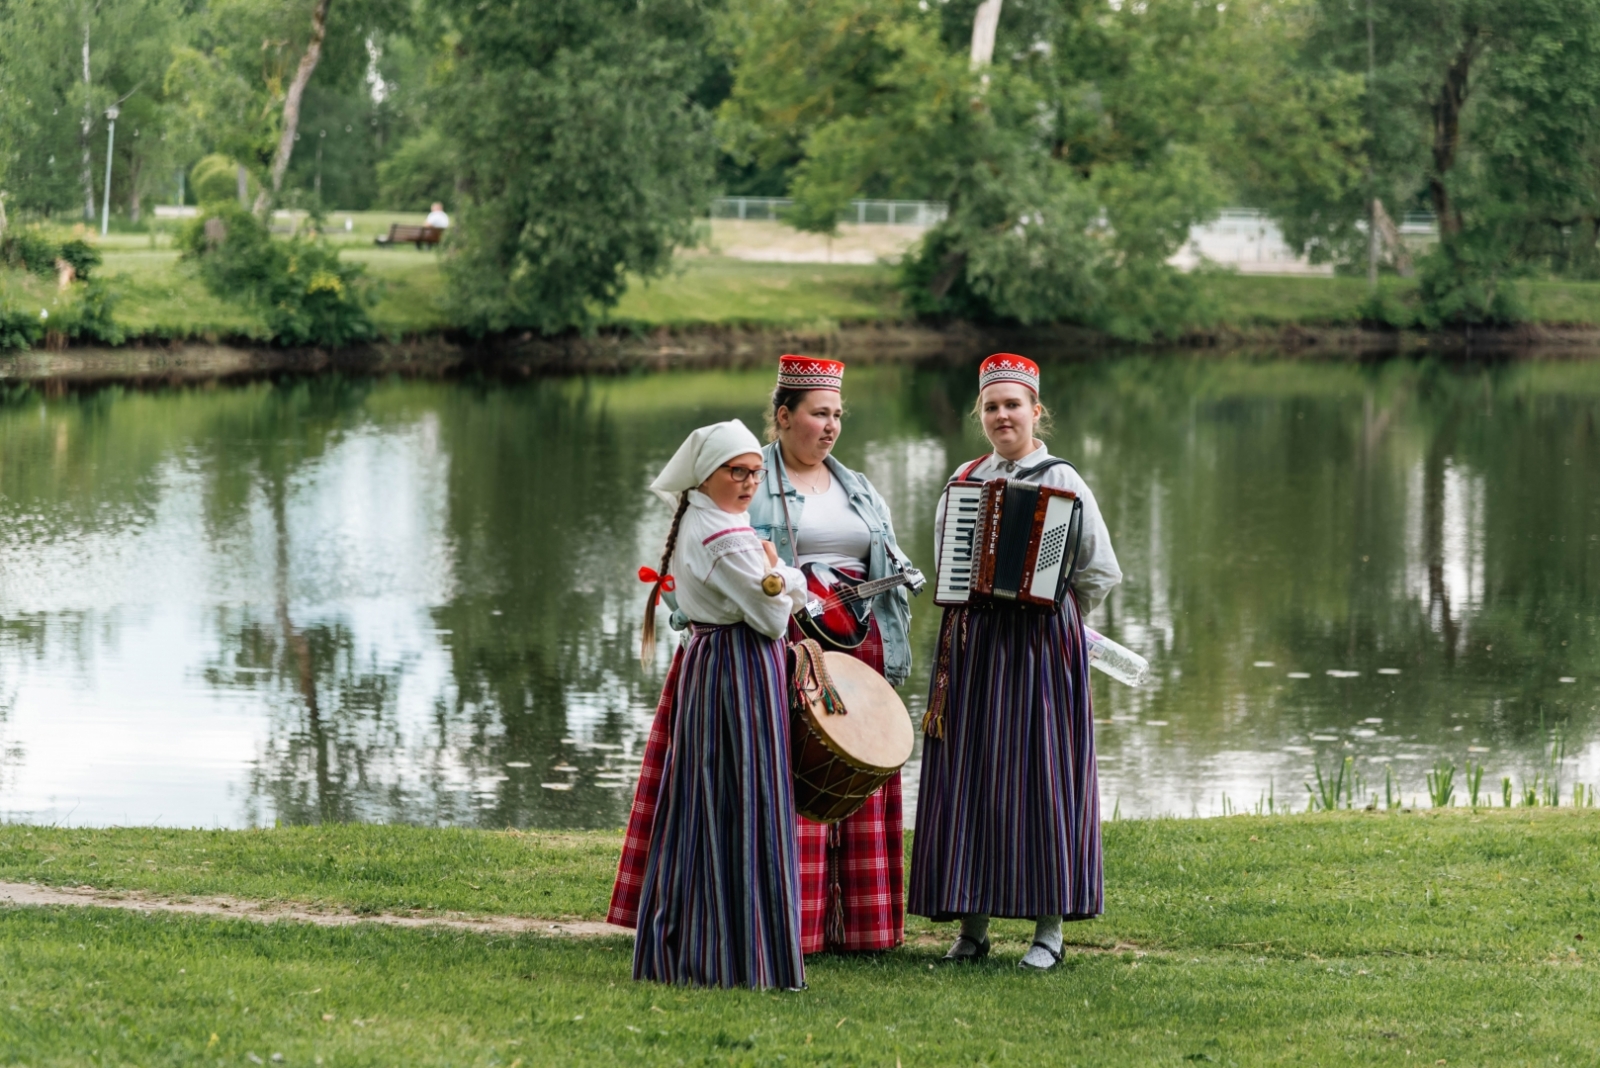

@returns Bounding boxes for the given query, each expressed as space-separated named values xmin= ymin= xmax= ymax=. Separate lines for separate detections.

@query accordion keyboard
xmin=934 ymin=484 xmax=984 ymax=605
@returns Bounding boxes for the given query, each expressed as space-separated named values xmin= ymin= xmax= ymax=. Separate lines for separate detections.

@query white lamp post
xmin=100 ymin=105 xmax=119 ymax=237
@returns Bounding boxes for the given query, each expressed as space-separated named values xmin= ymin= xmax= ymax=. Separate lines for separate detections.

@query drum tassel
xmin=825 ymin=822 xmax=846 ymax=948
xmin=791 ymin=638 xmax=845 ymax=716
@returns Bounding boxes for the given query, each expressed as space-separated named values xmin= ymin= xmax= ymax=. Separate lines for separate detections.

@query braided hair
xmin=639 ymin=491 xmax=692 ymax=668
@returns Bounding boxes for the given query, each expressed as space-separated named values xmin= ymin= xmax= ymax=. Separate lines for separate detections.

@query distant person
xmin=424 ymin=202 xmax=450 ymax=229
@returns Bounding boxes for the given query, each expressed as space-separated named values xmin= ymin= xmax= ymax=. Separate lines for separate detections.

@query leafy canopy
xmin=425 ymin=0 xmax=717 ymax=336
xmin=721 ymin=0 xmax=1362 ymax=338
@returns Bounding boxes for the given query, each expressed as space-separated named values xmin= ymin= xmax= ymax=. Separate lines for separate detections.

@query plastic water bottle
xmin=1083 ymin=626 xmax=1150 ymax=687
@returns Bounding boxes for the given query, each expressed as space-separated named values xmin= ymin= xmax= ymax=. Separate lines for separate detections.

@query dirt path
xmin=0 ymin=881 xmax=631 ymax=938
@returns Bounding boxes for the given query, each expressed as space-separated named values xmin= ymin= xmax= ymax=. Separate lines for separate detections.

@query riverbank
xmin=8 ymin=319 xmax=1600 ymax=386
xmin=4 ymin=257 xmax=1600 ymax=386
xmin=2 ymin=812 xmax=1597 ymax=1065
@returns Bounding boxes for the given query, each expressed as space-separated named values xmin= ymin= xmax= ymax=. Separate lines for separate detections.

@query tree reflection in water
xmin=0 ymin=360 xmax=1595 ymax=825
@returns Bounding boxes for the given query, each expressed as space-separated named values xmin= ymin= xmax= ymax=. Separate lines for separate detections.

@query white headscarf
xmin=649 ymin=419 xmax=763 ymax=505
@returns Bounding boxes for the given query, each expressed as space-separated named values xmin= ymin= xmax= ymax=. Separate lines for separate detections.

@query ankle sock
xmin=1033 ymin=914 xmax=1063 ymax=953
xmin=959 ymin=913 xmax=990 ymax=943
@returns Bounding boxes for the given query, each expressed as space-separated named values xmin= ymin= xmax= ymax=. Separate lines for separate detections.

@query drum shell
xmin=789 ymin=649 xmax=914 ymax=824
xmin=791 ymin=705 xmax=900 ymax=823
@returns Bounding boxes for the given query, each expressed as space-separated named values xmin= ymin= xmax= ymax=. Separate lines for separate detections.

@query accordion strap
xmin=948 ymin=454 xmax=1076 ymax=485
xmin=1015 ymin=457 xmax=1072 ymax=481
xmin=952 ymin=454 xmax=990 ymax=483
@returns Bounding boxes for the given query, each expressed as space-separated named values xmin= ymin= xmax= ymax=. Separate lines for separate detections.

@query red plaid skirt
xmin=608 ymin=612 xmax=905 ymax=954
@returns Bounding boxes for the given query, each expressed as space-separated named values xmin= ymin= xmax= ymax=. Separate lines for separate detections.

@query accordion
xmin=934 ymin=478 xmax=1083 ymax=608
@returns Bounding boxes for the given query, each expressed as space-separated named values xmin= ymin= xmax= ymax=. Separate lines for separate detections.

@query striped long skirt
xmin=609 ymin=616 xmax=904 ymax=955
xmin=907 ymin=593 xmax=1102 ymax=922
xmin=629 ymin=622 xmax=805 ymax=989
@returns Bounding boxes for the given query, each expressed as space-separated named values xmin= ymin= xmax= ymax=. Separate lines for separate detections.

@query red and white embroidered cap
xmin=777 ymin=354 xmax=845 ymax=392
xmin=978 ymin=352 xmax=1040 ymax=393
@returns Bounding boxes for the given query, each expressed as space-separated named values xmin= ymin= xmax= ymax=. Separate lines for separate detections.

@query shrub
xmin=0 ymin=304 xmax=45 ymax=351
xmin=57 ymin=239 xmax=102 ymax=281
xmin=190 ymin=155 xmax=256 ymax=206
xmin=58 ymin=278 xmax=125 ymax=345
xmin=1 ymin=230 xmax=61 ymax=277
xmin=177 ymin=203 xmax=374 ymax=346
xmin=1415 ymin=243 xmax=1524 ymax=328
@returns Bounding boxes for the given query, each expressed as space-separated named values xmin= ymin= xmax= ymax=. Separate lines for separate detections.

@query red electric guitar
xmin=793 ymin=561 xmax=926 ymax=651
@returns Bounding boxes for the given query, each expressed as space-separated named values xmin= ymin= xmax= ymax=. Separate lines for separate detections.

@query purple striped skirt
xmin=908 ymin=594 xmax=1102 ymax=921
xmin=632 ymin=621 xmax=805 ymax=989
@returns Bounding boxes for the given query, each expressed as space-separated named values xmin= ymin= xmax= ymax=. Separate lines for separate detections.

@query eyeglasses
xmin=720 ymin=464 xmax=767 ymax=484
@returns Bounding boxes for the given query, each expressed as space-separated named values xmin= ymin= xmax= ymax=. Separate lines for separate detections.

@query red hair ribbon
xmin=638 ymin=566 xmax=676 ymax=592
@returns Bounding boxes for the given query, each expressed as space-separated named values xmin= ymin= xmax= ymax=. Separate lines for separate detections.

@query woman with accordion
xmin=910 ymin=353 xmax=1123 ymax=969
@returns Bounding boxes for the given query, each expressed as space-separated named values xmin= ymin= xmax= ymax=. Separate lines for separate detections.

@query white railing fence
xmin=710 ymin=196 xmax=948 ymax=227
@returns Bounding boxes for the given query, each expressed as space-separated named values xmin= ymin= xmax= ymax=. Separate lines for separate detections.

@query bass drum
xmin=790 ymin=644 xmax=915 ymax=824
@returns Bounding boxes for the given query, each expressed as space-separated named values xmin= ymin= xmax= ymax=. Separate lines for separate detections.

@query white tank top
xmin=795 ymin=475 xmax=872 ymax=573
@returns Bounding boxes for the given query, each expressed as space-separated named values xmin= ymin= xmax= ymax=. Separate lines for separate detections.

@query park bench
xmin=375 ymin=224 xmax=444 ymax=249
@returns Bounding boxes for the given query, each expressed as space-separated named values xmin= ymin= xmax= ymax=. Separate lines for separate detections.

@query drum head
xmin=802 ymin=652 xmax=914 ymax=773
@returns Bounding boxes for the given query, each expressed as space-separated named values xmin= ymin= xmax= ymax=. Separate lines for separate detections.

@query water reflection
xmin=0 ymin=359 xmax=1596 ymax=826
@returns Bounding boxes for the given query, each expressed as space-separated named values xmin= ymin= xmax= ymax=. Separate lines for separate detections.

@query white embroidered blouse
xmin=934 ymin=443 xmax=1123 ymax=614
xmin=672 ymin=490 xmax=807 ymax=639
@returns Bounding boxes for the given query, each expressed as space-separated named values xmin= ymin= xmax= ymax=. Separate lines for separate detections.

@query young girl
xmin=626 ymin=419 xmax=810 ymax=989
xmin=908 ymin=354 xmax=1123 ymax=970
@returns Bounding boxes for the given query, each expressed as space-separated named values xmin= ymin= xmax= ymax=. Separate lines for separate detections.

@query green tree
xmin=1307 ymin=0 xmax=1600 ymax=320
xmin=722 ymin=0 xmax=1361 ymax=338
xmin=424 ymin=0 xmax=717 ymax=336
xmin=164 ymin=0 xmax=410 ymax=216
xmin=297 ymin=29 xmax=433 ymax=211
xmin=0 ymin=0 xmax=183 ymax=220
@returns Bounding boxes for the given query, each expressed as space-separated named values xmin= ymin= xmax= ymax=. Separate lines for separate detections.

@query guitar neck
xmin=836 ymin=573 xmax=911 ymax=603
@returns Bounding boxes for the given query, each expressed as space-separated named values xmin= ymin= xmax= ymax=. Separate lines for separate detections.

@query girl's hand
xmin=760 ymin=539 xmax=779 ymax=567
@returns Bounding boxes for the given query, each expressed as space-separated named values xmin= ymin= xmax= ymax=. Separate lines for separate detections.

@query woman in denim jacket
xmin=746 ymin=355 xmax=915 ymax=954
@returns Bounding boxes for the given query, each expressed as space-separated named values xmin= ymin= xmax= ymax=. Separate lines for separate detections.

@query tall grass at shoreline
xmin=1279 ymin=733 xmax=1590 ymax=819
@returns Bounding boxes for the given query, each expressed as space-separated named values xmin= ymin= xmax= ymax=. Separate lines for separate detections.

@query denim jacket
xmin=746 ymin=441 xmax=915 ymax=686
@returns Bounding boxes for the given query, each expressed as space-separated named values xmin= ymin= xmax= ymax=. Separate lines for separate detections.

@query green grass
xmin=606 ymin=257 xmax=904 ymax=328
xmin=97 ymin=252 xmax=270 ymax=340
xmin=1194 ymin=273 xmax=1600 ymax=329
xmin=1197 ymin=274 xmax=1379 ymax=326
xmin=0 ymin=825 xmax=620 ymax=919
xmin=1519 ymin=278 xmax=1600 ymax=325
xmin=3 ymin=812 xmax=1600 ymax=1065
xmin=341 ymin=248 xmax=450 ymax=335
xmin=74 ymin=246 xmax=451 ymax=341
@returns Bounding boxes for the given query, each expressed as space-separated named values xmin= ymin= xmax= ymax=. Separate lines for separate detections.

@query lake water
xmin=0 ymin=357 xmax=1596 ymax=828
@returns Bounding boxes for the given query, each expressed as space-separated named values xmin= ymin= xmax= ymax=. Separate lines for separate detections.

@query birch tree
xmin=253 ymin=0 xmax=332 ymax=217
